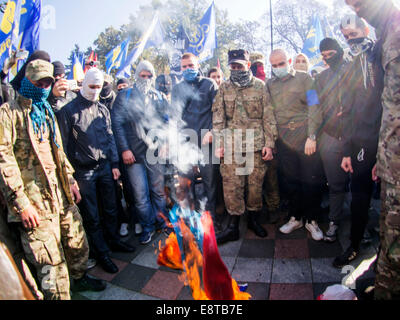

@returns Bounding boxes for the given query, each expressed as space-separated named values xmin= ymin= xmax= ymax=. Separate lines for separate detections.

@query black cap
xmin=117 ymin=78 xmax=130 ymax=86
xmin=228 ymin=49 xmax=250 ymax=66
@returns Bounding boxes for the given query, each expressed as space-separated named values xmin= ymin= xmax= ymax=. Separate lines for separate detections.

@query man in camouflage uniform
xmin=250 ymin=52 xmax=281 ymax=223
xmin=267 ymin=49 xmax=325 ymax=241
xmin=212 ymin=49 xmax=277 ymax=245
xmin=346 ymin=0 xmax=400 ymax=300
xmin=0 ymin=60 xmax=105 ymax=300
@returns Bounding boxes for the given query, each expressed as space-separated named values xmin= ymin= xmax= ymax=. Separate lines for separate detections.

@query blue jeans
xmin=74 ymin=161 xmax=120 ymax=257
xmin=126 ymin=161 xmax=167 ymax=233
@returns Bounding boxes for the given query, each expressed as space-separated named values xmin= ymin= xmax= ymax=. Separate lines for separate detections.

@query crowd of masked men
xmin=0 ymin=0 xmax=399 ymax=300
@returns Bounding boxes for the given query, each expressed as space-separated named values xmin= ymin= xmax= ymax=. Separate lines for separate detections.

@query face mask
xmin=295 ymin=63 xmax=308 ymax=72
xmin=136 ymin=78 xmax=153 ymax=95
xmin=183 ymin=68 xmax=199 ymax=82
xmin=348 ymin=37 xmax=373 ymax=57
xmin=272 ymin=65 xmax=290 ymax=79
xmin=324 ymin=50 xmax=344 ymax=70
xmin=230 ymin=69 xmax=252 ymax=87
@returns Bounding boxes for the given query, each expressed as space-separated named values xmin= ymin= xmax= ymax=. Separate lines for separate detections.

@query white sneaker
xmin=119 ymin=223 xmax=129 ymax=237
xmin=135 ymin=223 xmax=143 ymax=235
xmin=279 ymin=217 xmax=303 ymax=234
xmin=306 ymin=221 xmax=324 ymax=241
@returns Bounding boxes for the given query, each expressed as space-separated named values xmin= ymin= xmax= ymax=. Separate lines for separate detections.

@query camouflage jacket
xmin=376 ymin=8 xmax=400 ymax=185
xmin=0 ymin=95 xmax=76 ymax=223
xmin=212 ymin=77 xmax=277 ymax=153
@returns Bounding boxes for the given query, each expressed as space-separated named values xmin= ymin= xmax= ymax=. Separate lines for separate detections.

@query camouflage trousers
xmin=375 ymin=181 xmax=400 ymax=300
xmin=19 ymin=176 xmax=89 ymax=300
xmin=263 ymin=157 xmax=280 ymax=212
xmin=220 ymin=152 xmax=267 ymax=215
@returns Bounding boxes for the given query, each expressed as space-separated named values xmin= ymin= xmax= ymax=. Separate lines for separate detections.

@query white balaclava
xmin=80 ymin=68 xmax=104 ymax=102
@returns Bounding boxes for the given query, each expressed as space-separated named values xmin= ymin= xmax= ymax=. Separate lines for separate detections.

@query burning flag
xmin=157 ymin=176 xmax=251 ymax=301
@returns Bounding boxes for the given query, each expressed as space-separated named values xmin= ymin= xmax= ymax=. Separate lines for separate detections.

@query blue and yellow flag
xmin=105 ymin=37 xmax=130 ymax=74
xmin=0 ymin=0 xmax=23 ymax=67
xmin=68 ymin=52 xmax=85 ymax=81
xmin=302 ymin=14 xmax=325 ymax=68
xmin=187 ymin=1 xmax=217 ymax=63
xmin=18 ymin=0 xmax=41 ymax=55
xmin=116 ymin=14 xmax=164 ymax=78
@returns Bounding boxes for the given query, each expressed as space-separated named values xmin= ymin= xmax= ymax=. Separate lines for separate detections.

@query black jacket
xmin=171 ymin=76 xmax=218 ymax=146
xmin=342 ymin=45 xmax=384 ymax=157
xmin=111 ymin=86 xmax=169 ymax=163
xmin=56 ymin=92 xmax=119 ymax=170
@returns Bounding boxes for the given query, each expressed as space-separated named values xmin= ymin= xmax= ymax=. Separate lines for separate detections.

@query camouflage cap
xmin=25 ymin=60 xmax=55 ymax=82
xmin=228 ymin=49 xmax=250 ymax=66
xmin=250 ymin=52 xmax=265 ymax=65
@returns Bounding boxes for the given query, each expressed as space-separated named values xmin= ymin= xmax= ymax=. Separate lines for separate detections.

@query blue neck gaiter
xmin=183 ymin=68 xmax=199 ymax=82
xmin=19 ymin=77 xmax=59 ymax=148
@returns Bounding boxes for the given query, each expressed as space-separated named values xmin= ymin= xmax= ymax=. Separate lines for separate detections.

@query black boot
xmin=216 ymin=215 xmax=240 ymax=245
xmin=248 ymin=211 xmax=268 ymax=238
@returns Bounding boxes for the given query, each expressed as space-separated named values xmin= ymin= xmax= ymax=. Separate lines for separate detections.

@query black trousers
xmin=349 ymin=142 xmax=378 ymax=250
xmin=276 ymin=138 xmax=324 ymax=222
xmin=74 ymin=161 xmax=120 ymax=258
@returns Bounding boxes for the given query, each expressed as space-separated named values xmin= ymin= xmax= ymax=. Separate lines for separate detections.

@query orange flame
xmin=157 ymin=214 xmax=251 ymax=301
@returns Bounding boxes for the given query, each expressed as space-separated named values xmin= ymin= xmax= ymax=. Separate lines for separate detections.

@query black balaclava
xmin=52 ymin=61 xmax=65 ymax=78
xmin=320 ymin=38 xmax=344 ymax=70
xmin=100 ymin=82 xmax=113 ymax=99
xmin=155 ymin=74 xmax=172 ymax=95
xmin=11 ymin=50 xmax=51 ymax=92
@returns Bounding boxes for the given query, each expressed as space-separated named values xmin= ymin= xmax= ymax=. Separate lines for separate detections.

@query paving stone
xmin=238 ymin=239 xmax=275 ymax=258
xmin=271 ymin=259 xmax=312 ymax=283
xmin=269 ymin=283 xmax=314 ymax=300
xmin=231 ymin=258 xmax=273 ymax=283
xmin=97 ymin=284 xmax=159 ymax=300
xmin=217 ymin=238 xmax=243 ymax=257
xmin=176 ymin=285 xmax=194 ymax=301
xmin=308 ymin=238 xmax=343 ymax=258
xmin=131 ymin=244 xmax=161 ymax=269
xmin=111 ymin=264 xmax=157 ymax=292
xmin=141 ymin=270 xmax=185 ymax=300
xmin=88 ymin=258 xmax=129 ymax=282
xmin=246 ymin=283 xmax=269 ymax=300
xmin=311 ymin=258 xmax=346 ymax=283
xmin=274 ymin=239 xmax=309 ymax=259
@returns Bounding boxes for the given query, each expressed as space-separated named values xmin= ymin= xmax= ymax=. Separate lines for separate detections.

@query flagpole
xmin=269 ymin=0 xmax=273 ymax=52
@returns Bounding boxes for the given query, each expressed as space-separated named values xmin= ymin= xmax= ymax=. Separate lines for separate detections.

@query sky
xmin=40 ymin=0 xmax=400 ymax=64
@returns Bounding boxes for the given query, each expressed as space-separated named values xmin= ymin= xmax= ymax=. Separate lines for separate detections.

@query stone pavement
xmin=72 ymin=197 xmax=380 ymax=301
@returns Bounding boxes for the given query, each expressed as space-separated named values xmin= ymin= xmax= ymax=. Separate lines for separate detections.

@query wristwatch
xmin=309 ymin=134 xmax=316 ymax=141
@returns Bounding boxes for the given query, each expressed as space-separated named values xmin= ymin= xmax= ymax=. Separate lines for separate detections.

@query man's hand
xmin=70 ymin=182 xmax=82 ymax=204
xmin=122 ymin=150 xmax=136 ymax=165
xmin=341 ymin=157 xmax=354 ymax=174
xmin=112 ymin=168 xmax=121 ymax=181
xmin=215 ymin=147 xmax=225 ymax=159
xmin=202 ymin=131 xmax=213 ymax=145
xmin=52 ymin=79 xmax=69 ymax=97
xmin=262 ymin=147 xmax=274 ymax=161
xmin=21 ymin=205 xmax=41 ymax=230
xmin=304 ymin=138 xmax=317 ymax=156
xmin=372 ymin=164 xmax=380 ymax=182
